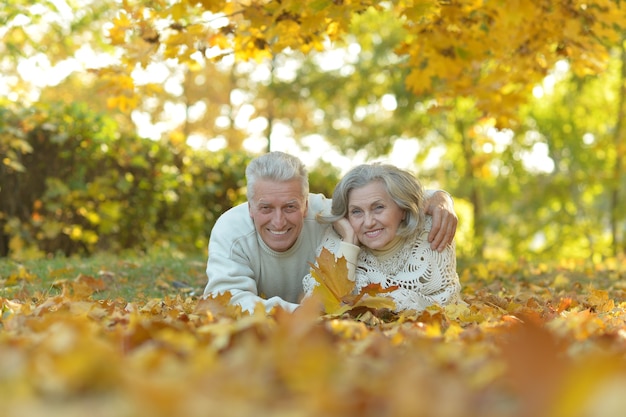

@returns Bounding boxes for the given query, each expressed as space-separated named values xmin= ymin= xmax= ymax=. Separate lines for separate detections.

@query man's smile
xmin=268 ymin=229 xmax=290 ymax=235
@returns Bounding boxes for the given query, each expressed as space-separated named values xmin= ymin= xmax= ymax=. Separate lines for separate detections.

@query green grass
xmin=3 ymin=250 xmax=625 ymax=305
xmin=0 ymin=250 xmax=208 ymax=301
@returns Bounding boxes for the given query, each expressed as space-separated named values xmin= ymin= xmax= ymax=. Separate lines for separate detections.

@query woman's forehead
xmin=348 ymin=181 xmax=390 ymax=205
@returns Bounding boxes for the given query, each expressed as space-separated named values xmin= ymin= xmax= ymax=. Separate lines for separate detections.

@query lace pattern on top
xmin=355 ymin=217 xmax=460 ymax=311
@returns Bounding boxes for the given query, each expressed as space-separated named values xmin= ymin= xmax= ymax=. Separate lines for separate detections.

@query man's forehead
xmin=252 ymin=179 xmax=305 ymax=202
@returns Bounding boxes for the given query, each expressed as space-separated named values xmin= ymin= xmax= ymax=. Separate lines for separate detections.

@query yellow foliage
xmin=95 ymin=0 xmax=626 ymax=125
xmin=397 ymin=0 xmax=626 ymax=124
xmin=109 ymin=11 xmax=132 ymax=45
xmin=107 ymin=95 xmax=139 ymax=113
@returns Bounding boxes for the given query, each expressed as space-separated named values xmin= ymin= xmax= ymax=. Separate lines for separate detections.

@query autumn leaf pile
xmin=2 ymin=258 xmax=626 ymax=417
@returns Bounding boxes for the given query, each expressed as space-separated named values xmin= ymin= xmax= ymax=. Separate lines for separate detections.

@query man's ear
xmin=303 ymin=198 xmax=309 ymax=217
xmin=248 ymin=202 xmax=253 ymax=218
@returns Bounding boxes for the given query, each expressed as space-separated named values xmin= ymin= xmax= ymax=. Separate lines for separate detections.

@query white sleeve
xmin=336 ymin=241 xmax=359 ymax=281
xmin=424 ymin=189 xmax=454 ymax=206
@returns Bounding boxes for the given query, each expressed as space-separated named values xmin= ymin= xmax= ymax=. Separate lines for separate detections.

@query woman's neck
xmin=370 ymin=235 xmax=406 ymax=259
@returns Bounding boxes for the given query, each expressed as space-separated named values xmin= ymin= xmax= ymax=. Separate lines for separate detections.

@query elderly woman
xmin=303 ymin=163 xmax=462 ymax=312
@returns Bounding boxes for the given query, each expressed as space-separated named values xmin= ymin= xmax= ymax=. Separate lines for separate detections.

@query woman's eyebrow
xmin=369 ymin=199 xmax=385 ymax=206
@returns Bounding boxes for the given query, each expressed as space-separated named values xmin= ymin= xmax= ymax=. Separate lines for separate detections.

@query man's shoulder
xmin=209 ymin=203 xmax=258 ymax=257
xmin=307 ymin=193 xmax=332 ymax=213
xmin=213 ymin=202 xmax=254 ymax=234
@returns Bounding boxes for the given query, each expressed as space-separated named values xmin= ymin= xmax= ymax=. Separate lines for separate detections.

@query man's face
xmin=248 ymin=179 xmax=308 ymax=252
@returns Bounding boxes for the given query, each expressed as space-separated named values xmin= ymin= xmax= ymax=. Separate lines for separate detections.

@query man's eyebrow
xmin=256 ymin=199 xmax=301 ymax=206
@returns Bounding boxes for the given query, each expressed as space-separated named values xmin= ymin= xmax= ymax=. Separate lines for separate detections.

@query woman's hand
xmin=332 ymin=218 xmax=359 ymax=245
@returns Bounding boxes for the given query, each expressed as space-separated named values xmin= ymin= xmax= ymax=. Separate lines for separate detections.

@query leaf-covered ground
xmin=1 ymin=257 xmax=626 ymax=417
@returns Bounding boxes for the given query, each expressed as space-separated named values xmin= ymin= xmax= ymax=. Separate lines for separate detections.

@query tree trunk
xmin=459 ymin=121 xmax=484 ymax=258
xmin=265 ymin=58 xmax=277 ymax=153
xmin=611 ymin=37 xmax=626 ymax=256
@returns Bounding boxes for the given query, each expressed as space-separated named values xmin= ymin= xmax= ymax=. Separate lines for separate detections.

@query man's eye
xmin=284 ymin=205 xmax=298 ymax=213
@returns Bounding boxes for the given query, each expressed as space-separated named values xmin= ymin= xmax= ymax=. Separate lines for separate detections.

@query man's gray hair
xmin=246 ymin=152 xmax=309 ymax=201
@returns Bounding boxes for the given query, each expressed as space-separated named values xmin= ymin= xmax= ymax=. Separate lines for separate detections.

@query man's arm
xmin=423 ymin=190 xmax=458 ymax=252
xmin=204 ymin=247 xmax=299 ymax=313
xmin=203 ymin=216 xmax=299 ymax=313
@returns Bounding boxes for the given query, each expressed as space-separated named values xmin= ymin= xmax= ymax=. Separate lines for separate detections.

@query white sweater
xmin=203 ymin=193 xmax=332 ymax=313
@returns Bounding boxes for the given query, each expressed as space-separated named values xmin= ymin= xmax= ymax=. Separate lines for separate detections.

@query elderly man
xmin=203 ymin=152 xmax=458 ymax=313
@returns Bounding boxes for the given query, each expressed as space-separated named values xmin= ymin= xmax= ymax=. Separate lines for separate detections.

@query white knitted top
xmin=303 ymin=216 xmax=462 ymax=312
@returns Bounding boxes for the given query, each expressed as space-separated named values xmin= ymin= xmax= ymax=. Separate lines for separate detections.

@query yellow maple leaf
xmin=405 ymin=67 xmax=434 ymax=96
xmin=309 ymin=247 xmax=354 ymax=314
xmin=309 ymin=248 xmax=396 ymax=315
xmin=586 ymin=289 xmax=615 ymax=313
xmin=108 ymin=11 xmax=132 ymax=45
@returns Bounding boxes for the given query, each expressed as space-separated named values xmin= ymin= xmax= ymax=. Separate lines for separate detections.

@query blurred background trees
xmin=1 ymin=0 xmax=625 ymax=262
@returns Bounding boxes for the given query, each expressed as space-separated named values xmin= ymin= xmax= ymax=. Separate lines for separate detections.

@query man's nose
xmin=272 ymin=210 xmax=286 ymax=227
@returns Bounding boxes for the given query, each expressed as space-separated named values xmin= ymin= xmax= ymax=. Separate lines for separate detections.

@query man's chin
xmin=268 ymin=243 xmax=295 ymax=252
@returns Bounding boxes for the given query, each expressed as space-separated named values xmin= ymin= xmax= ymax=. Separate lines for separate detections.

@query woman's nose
xmin=364 ymin=212 xmax=376 ymax=226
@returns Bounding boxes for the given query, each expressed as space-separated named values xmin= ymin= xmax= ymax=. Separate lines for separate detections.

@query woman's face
xmin=347 ymin=180 xmax=405 ymax=251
